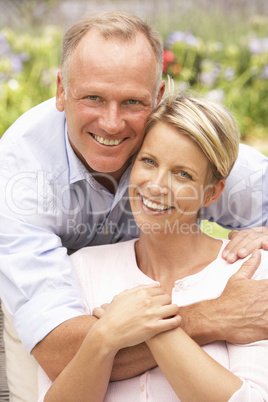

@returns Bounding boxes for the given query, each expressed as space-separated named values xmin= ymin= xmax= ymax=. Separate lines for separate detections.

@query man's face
xmin=56 ymin=30 xmax=165 ymax=182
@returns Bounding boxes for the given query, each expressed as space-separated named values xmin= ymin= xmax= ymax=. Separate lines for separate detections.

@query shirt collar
xmin=64 ymin=124 xmax=90 ymax=184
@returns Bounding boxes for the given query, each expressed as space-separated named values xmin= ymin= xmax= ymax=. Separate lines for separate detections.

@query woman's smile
xmin=139 ymin=194 xmax=173 ymax=213
xmin=129 ymin=121 xmax=210 ymax=230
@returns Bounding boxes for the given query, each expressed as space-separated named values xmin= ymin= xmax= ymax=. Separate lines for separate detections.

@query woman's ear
xmin=204 ymin=179 xmax=225 ymax=207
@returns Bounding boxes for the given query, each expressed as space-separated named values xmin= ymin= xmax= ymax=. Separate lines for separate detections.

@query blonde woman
xmin=41 ymin=95 xmax=268 ymax=401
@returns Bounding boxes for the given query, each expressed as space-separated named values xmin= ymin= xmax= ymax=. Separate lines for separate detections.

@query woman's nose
xmin=147 ymin=173 xmax=169 ymax=195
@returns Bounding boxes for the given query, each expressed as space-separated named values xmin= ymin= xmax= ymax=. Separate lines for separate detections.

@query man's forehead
xmin=79 ymin=28 xmax=138 ymax=47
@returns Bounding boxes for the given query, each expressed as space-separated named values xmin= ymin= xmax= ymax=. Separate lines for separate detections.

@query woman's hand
xmin=222 ymin=226 xmax=268 ymax=263
xmin=92 ymin=284 xmax=181 ymax=353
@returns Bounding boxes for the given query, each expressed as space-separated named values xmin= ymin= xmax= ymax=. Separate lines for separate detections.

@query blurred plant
xmin=163 ymin=16 xmax=268 ymax=141
xmin=163 ymin=49 xmax=181 ymax=76
xmin=1 ymin=14 xmax=268 ymax=143
xmin=164 ymin=30 xmax=203 ymax=83
xmin=0 ymin=26 xmax=62 ymax=136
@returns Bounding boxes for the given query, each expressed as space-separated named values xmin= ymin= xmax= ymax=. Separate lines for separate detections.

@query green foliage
xmin=163 ymin=15 xmax=268 ymax=141
xmin=0 ymin=12 xmax=268 ymax=143
xmin=201 ymin=220 xmax=230 ymax=239
xmin=0 ymin=25 xmax=62 ymax=136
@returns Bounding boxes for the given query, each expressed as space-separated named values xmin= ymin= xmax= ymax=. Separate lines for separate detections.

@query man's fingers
xmin=234 ymin=250 xmax=262 ymax=280
xmin=228 ymin=230 xmax=239 ymax=240
xmin=261 ymin=239 xmax=268 ymax=251
xmin=222 ymin=230 xmax=245 ymax=262
xmin=237 ymin=238 xmax=268 ymax=259
xmin=223 ymin=227 xmax=268 ymax=263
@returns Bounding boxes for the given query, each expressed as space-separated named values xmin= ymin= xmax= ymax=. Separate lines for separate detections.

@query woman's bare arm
xmin=147 ymin=327 xmax=242 ymax=401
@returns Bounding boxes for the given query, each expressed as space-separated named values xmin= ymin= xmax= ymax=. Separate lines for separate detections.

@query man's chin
xmin=86 ymin=158 xmax=132 ymax=188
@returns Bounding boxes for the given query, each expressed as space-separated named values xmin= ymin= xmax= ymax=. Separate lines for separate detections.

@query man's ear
xmin=156 ymin=80 xmax=165 ymax=106
xmin=204 ymin=179 xmax=225 ymax=207
xmin=56 ymin=71 xmax=65 ymax=112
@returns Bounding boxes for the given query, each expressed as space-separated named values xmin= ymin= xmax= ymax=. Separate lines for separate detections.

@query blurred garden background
xmin=0 ymin=2 xmax=267 ymax=398
xmin=0 ymin=0 xmax=268 ymax=156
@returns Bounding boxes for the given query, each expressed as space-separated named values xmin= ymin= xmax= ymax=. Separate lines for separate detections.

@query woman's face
xmin=129 ymin=122 xmax=213 ymax=235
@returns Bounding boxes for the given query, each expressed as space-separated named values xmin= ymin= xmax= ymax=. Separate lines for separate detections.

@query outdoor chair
xmin=0 ymin=301 xmax=9 ymax=401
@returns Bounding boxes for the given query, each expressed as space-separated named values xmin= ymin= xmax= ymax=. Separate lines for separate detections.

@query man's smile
xmin=91 ymin=133 xmax=125 ymax=146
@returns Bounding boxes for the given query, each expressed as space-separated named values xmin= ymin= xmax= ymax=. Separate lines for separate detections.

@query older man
xmin=0 ymin=10 xmax=268 ymax=400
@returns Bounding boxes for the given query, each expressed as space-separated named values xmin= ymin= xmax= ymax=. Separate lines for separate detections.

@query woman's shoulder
xmin=70 ymin=239 xmax=137 ymax=268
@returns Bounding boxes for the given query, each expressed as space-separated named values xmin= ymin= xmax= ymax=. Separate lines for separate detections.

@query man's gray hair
xmin=61 ymin=10 xmax=163 ymax=92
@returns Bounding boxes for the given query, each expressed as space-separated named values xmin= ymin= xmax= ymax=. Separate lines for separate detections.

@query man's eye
xmin=87 ymin=96 xmax=99 ymax=101
xmin=127 ymin=99 xmax=139 ymax=105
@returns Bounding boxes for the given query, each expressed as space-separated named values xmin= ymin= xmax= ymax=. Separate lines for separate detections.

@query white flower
xmin=7 ymin=78 xmax=19 ymax=90
xmin=206 ymin=89 xmax=225 ymax=103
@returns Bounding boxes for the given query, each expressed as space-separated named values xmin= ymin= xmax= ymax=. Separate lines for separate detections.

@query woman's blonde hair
xmin=61 ymin=10 xmax=163 ymax=91
xmin=144 ymin=95 xmax=240 ymax=183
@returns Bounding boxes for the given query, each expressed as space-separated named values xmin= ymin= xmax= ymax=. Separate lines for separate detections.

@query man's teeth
xmin=93 ymin=134 xmax=124 ymax=146
xmin=142 ymin=196 xmax=170 ymax=211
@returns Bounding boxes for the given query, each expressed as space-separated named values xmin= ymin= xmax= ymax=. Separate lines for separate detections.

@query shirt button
xmin=141 ymin=384 xmax=145 ymax=392
xmin=173 ymin=282 xmax=184 ymax=292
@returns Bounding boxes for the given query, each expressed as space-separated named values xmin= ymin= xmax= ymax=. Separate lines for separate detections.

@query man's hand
xmin=222 ymin=226 xmax=268 ymax=263
xmin=215 ymin=250 xmax=268 ymax=343
xmin=180 ymin=250 xmax=268 ymax=345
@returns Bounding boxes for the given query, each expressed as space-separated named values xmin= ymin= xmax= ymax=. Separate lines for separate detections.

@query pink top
xmin=38 ymin=239 xmax=268 ymax=401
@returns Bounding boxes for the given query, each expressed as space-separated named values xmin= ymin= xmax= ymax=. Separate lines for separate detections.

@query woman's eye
xmin=141 ymin=157 xmax=156 ymax=166
xmin=177 ymin=171 xmax=192 ymax=180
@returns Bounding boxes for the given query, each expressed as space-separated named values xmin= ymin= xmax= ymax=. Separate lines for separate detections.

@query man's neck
xmin=90 ymin=161 xmax=130 ymax=194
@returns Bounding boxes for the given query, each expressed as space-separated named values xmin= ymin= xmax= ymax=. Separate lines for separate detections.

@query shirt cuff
xmin=13 ymin=287 xmax=85 ymax=353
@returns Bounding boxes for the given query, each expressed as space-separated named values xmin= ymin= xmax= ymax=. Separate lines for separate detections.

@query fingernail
xmin=226 ymin=252 xmax=235 ymax=262
xmin=222 ymin=250 xmax=228 ymax=258
xmin=239 ymin=248 xmax=247 ymax=257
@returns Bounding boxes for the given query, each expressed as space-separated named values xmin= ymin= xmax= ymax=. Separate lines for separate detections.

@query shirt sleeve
xmin=203 ymin=144 xmax=268 ymax=229
xmin=227 ymin=250 xmax=268 ymax=401
xmin=0 ymin=175 xmax=85 ymax=353
xmin=227 ymin=340 xmax=268 ymax=401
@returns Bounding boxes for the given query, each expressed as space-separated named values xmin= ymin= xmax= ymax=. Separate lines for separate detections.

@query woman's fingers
xmin=94 ymin=285 xmax=181 ymax=351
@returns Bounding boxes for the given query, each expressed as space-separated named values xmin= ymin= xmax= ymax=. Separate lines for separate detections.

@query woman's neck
xmin=135 ymin=228 xmax=222 ymax=295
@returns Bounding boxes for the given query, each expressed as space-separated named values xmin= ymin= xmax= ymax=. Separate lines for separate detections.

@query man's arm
xmin=34 ymin=285 xmax=183 ymax=382
xmin=32 ymin=313 xmax=157 ymax=383
xmin=34 ymin=251 xmax=268 ymax=381
xmin=203 ymin=144 xmax=268 ymax=230
xmin=179 ymin=251 xmax=268 ymax=345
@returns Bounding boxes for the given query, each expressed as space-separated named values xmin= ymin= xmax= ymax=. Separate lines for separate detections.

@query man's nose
xmin=98 ymin=103 xmax=126 ymax=135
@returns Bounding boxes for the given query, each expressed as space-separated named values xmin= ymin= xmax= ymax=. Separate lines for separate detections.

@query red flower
xmin=163 ymin=49 xmax=176 ymax=74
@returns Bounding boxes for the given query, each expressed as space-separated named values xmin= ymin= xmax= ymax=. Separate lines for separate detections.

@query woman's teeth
xmin=92 ymin=134 xmax=124 ymax=146
xmin=142 ymin=196 xmax=171 ymax=211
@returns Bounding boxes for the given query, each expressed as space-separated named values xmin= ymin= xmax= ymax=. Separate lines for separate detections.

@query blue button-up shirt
xmin=0 ymin=98 xmax=267 ymax=352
